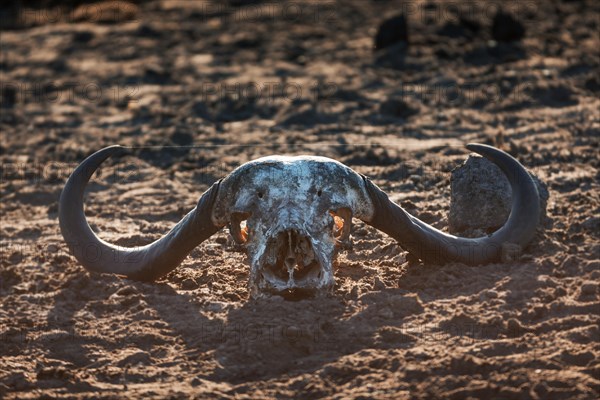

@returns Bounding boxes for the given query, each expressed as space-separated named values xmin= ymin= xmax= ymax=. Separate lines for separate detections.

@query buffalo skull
xmin=59 ymin=144 xmax=540 ymax=298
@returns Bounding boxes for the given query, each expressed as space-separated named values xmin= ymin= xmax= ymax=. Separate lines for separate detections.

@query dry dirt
xmin=1 ymin=0 xmax=599 ymax=399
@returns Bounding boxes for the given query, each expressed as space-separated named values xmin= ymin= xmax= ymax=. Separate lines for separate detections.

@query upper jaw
xmin=252 ymin=257 xmax=335 ymax=299
xmin=251 ymin=273 xmax=334 ymax=299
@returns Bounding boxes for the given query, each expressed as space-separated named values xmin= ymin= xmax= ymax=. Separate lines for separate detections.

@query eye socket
xmin=330 ymin=207 xmax=352 ymax=247
xmin=230 ymin=211 xmax=251 ymax=245
xmin=257 ymin=191 xmax=264 ymax=199
xmin=317 ymin=189 xmax=322 ymax=197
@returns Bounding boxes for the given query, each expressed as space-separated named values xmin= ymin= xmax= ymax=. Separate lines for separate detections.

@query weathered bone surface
xmin=59 ymin=144 xmax=541 ymax=298
xmin=211 ymin=155 xmax=374 ymax=297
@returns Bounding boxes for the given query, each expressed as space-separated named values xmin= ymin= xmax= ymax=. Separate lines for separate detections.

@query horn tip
xmin=465 ymin=143 xmax=487 ymax=153
xmin=107 ymin=144 xmax=125 ymax=151
xmin=96 ymin=144 xmax=127 ymax=157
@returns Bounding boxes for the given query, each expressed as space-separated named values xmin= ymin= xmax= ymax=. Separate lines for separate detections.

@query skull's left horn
xmin=59 ymin=146 xmax=222 ymax=281
xmin=361 ymin=143 xmax=540 ymax=265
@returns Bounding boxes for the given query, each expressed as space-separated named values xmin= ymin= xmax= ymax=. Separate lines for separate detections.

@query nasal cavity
xmin=284 ymin=230 xmax=297 ymax=270
xmin=285 ymin=256 xmax=296 ymax=270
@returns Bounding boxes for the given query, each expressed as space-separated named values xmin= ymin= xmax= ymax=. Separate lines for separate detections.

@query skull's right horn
xmin=59 ymin=146 xmax=223 ymax=281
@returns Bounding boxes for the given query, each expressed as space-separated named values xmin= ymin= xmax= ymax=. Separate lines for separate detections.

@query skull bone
xmin=211 ymin=156 xmax=374 ymax=298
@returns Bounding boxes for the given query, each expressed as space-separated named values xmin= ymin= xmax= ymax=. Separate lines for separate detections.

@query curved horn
xmin=59 ymin=146 xmax=222 ymax=281
xmin=362 ymin=143 xmax=540 ymax=265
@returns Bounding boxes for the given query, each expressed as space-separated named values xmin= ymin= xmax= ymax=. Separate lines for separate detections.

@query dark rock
xmin=72 ymin=31 xmax=94 ymax=43
xmin=170 ymin=130 xmax=194 ymax=147
xmin=434 ymin=47 xmax=455 ymax=59
xmin=0 ymin=4 xmax=23 ymax=30
xmin=584 ymin=75 xmax=600 ymax=93
xmin=228 ymin=0 xmax=263 ymax=6
xmin=492 ymin=10 xmax=525 ymax=42
xmin=136 ymin=24 xmax=162 ymax=38
xmin=374 ymin=14 xmax=408 ymax=50
xmin=448 ymin=155 xmax=548 ymax=236
xmin=1 ymin=85 xmax=17 ymax=108
xmin=233 ymin=36 xmax=261 ymax=49
xmin=379 ymin=97 xmax=419 ymax=119
xmin=459 ymin=16 xmax=481 ymax=33
xmin=143 ymin=66 xmax=171 ymax=85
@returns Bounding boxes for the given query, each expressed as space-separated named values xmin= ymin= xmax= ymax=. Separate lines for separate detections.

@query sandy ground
xmin=1 ymin=0 xmax=599 ymax=398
